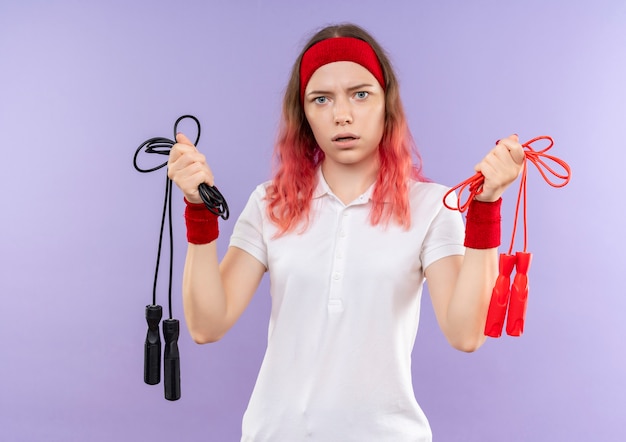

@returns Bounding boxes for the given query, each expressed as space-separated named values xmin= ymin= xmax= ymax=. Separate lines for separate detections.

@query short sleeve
xmin=229 ymin=185 xmax=269 ymax=268
xmin=421 ymin=190 xmax=465 ymax=270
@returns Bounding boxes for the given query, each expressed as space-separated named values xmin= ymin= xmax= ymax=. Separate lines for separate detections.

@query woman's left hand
xmin=474 ymin=134 xmax=525 ymax=202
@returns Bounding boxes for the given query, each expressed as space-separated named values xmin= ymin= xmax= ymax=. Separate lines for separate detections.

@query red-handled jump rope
xmin=444 ymin=136 xmax=571 ymax=337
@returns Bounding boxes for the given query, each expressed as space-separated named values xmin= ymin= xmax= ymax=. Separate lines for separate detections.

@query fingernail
xmin=495 ymin=139 xmax=501 ymax=145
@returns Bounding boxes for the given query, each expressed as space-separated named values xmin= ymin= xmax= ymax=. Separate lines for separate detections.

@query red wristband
xmin=464 ymin=198 xmax=502 ymax=249
xmin=184 ymin=197 xmax=219 ymax=244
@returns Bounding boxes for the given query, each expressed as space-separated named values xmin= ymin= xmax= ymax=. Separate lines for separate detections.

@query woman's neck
xmin=320 ymin=160 xmax=379 ymax=205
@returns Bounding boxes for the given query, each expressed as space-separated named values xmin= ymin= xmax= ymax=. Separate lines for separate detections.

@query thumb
xmin=176 ymin=132 xmax=195 ymax=148
xmin=506 ymin=134 xmax=525 ymax=165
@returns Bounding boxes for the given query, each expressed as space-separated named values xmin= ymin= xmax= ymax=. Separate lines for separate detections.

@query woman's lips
xmin=332 ymin=133 xmax=359 ymax=147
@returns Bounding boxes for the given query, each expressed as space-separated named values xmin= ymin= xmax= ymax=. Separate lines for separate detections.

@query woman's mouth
xmin=332 ymin=133 xmax=359 ymax=142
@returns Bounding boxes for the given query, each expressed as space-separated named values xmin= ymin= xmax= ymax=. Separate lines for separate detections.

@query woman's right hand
xmin=167 ymin=133 xmax=215 ymax=204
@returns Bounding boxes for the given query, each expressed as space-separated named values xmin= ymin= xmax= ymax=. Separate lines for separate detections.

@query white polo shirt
xmin=230 ymin=169 xmax=465 ymax=442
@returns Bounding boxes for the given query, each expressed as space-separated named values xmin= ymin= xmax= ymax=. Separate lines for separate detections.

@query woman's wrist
xmin=184 ymin=197 xmax=219 ymax=244
xmin=473 ymin=187 xmax=503 ymax=203
xmin=464 ymin=198 xmax=502 ymax=249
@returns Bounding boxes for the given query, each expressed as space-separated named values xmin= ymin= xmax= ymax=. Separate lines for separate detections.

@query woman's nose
xmin=333 ymin=99 xmax=353 ymax=125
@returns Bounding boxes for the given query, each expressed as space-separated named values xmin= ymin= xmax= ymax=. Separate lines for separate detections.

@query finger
xmin=168 ymin=160 xmax=215 ymax=193
xmin=186 ymin=160 xmax=215 ymax=187
xmin=182 ymin=167 xmax=215 ymax=191
xmin=168 ymin=138 xmax=199 ymax=166
xmin=169 ymin=151 xmax=207 ymax=176
xmin=476 ymin=144 xmax=506 ymax=171
xmin=176 ymin=132 xmax=196 ymax=148
xmin=168 ymin=143 xmax=193 ymax=166
xmin=499 ymin=136 xmax=525 ymax=165
xmin=474 ymin=158 xmax=495 ymax=176
xmin=169 ymin=151 xmax=214 ymax=186
xmin=476 ymin=146 xmax=517 ymax=180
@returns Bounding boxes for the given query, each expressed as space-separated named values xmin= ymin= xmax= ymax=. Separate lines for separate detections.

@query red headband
xmin=299 ymin=37 xmax=386 ymax=103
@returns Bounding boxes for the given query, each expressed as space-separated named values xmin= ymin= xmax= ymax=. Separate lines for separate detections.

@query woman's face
xmin=303 ymin=61 xmax=385 ymax=171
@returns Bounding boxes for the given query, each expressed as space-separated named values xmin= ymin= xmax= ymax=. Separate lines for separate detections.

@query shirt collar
xmin=312 ymin=167 xmax=331 ymax=199
xmin=312 ymin=167 xmax=377 ymax=203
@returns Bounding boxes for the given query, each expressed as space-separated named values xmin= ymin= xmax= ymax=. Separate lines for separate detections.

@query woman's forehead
xmin=305 ymin=61 xmax=380 ymax=91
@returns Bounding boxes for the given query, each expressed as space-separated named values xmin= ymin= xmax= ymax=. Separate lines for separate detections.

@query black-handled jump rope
xmin=133 ymin=115 xmax=229 ymax=401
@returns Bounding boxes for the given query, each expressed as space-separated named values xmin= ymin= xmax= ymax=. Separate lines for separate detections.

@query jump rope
xmin=133 ymin=115 xmax=229 ymax=400
xmin=443 ymin=136 xmax=571 ymax=337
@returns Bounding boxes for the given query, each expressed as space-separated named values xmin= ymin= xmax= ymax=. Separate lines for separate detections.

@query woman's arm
xmin=425 ymin=135 xmax=525 ymax=352
xmin=182 ymin=243 xmax=265 ymax=343
xmin=168 ymin=133 xmax=265 ymax=344
xmin=425 ymin=250 xmax=496 ymax=352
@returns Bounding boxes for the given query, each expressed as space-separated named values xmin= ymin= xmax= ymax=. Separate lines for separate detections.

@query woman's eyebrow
xmin=306 ymin=89 xmax=332 ymax=97
xmin=346 ymin=83 xmax=376 ymax=92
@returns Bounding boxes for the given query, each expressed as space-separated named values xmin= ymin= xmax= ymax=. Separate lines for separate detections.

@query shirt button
xmin=339 ymin=230 xmax=346 ymax=237
xmin=333 ymin=273 xmax=341 ymax=280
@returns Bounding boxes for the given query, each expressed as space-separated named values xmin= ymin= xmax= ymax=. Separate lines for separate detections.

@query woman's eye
xmin=314 ymin=96 xmax=328 ymax=104
xmin=355 ymin=91 xmax=369 ymax=100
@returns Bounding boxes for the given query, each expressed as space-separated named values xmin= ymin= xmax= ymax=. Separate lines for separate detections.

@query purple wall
xmin=1 ymin=0 xmax=624 ymax=440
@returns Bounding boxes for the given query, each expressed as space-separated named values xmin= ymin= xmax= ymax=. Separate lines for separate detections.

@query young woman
xmin=167 ymin=23 xmax=524 ymax=442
